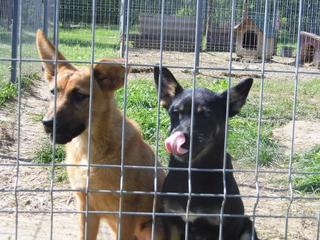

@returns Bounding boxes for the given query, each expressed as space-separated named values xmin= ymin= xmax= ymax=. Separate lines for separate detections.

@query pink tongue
xmin=165 ymin=131 xmax=189 ymax=155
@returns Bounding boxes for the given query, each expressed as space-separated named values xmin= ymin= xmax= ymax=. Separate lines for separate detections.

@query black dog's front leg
xmin=238 ymin=218 xmax=260 ymax=240
xmin=163 ymin=216 xmax=185 ymax=240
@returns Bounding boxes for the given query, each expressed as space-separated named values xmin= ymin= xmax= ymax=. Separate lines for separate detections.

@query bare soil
xmin=0 ymin=50 xmax=319 ymax=239
xmin=273 ymin=120 xmax=320 ymax=155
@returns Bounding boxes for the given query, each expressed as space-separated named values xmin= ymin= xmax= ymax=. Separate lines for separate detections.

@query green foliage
xmin=59 ymin=0 xmax=119 ymax=25
xmin=176 ymin=7 xmax=195 ymax=16
xmin=116 ymin=79 xmax=170 ymax=162
xmin=0 ymin=27 xmax=11 ymax=43
xmin=229 ymin=116 xmax=281 ymax=166
xmin=58 ymin=27 xmax=120 ymax=60
xmin=20 ymin=72 xmax=37 ymax=89
xmin=34 ymin=140 xmax=65 ymax=164
xmin=33 ymin=140 xmax=68 ymax=182
xmin=294 ymin=146 xmax=320 ymax=194
xmin=0 ymin=82 xmax=16 ymax=106
xmin=54 ymin=167 xmax=69 ymax=182
xmin=0 ymin=72 xmax=39 ymax=106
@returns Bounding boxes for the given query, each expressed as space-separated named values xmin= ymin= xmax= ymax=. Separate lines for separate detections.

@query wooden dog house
xmin=300 ymin=31 xmax=320 ymax=68
xmin=130 ymin=14 xmax=197 ymax=52
xmin=234 ymin=15 xmax=276 ymax=60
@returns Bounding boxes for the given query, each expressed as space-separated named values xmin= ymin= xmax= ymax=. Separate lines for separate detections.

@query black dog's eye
xmin=73 ymin=91 xmax=89 ymax=102
xmin=195 ymin=110 xmax=204 ymax=116
xmin=172 ymin=109 xmax=180 ymax=117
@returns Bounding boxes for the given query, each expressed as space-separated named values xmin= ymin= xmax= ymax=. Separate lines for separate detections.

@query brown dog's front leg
xmin=134 ymin=217 xmax=166 ymax=240
xmin=75 ymin=192 xmax=100 ymax=240
xmin=116 ymin=215 xmax=137 ymax=240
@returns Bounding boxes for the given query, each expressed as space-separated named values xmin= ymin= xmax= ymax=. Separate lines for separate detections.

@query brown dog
xmin=36 ymin=29 xmax=164 ymax=240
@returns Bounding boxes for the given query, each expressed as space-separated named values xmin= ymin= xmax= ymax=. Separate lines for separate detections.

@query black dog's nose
xmin=42 ymin=118 xmax=54 ymax=129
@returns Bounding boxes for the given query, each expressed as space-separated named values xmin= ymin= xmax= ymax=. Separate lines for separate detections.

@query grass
xmin=33 ymin=140 xmax=68 ymax=183
xmin=0 ymin=27 xmax=120 ymax=86
xmin=58 ymin=27 xmax=120 ymax=60
xmin=0 ymin=27 xmax=41 ymax=83
xmin=276 ymin=43 xmax=297 ymax=57
xmin=294 ymin=146 xmax=320 ymax=194
xmin=0 ymin=72 xmax=39 ymax=106
xmin=34 ymin=140 xmax=65 ymax=164
xmin=116 ymin=79 xmax=170 ymax=163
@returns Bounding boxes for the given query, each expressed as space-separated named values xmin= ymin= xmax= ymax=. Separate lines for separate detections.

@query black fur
xmin=154 ymin=66 xmax=259 ymax=240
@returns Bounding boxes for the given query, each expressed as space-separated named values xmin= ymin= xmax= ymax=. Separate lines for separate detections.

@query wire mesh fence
xmin=0 ymin=0 xmax=320 ymax=239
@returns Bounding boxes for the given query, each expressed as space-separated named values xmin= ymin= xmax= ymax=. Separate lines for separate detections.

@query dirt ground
xmin=0 ymin=50 xmax=319 ymax=239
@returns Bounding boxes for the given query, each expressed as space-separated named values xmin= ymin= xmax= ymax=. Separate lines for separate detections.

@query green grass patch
xmin=29 ymin=113 xmax=45 ymax=122
xmin=294 ymin=146 xmax=320 ymax=194
xmin=228 ymin=117 xmax=281 ymax=166
xmin=116 ymin=79 xmax=170 ymax=163
xmin=34 ymin=140 xmax=65 ymax=164
xmin=33 ymin=140 xmax=67 ymax=182
xmin=246 ymin=78 xmax=320 ymax=124
xmin=54 ymin=166 xmax=68 ymax=182
xmin=59 ymin=27 xmax=120 ymax=60
xmin=0 ymin=72 xmax=39 ymax=106
xmin=0 ymin=82 xmax=16 ymax=106
xmin=276 ymin=43 xmax=296 ymax=57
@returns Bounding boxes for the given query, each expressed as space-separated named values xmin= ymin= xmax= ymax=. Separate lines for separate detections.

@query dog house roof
xmin=301 ymin=31 xmax=320 ymax=41
xmin=234 ymin=15 xmax=277 ymax=38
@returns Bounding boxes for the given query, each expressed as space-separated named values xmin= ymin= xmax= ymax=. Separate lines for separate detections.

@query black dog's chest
xmin=163 ymin=197 xmax=221 ymax=227
xmin=162 ymin=170 xmax=223 ymax=225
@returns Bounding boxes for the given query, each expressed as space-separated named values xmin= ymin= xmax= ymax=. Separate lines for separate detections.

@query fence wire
xmin=0 ymin=0 xmax=320 ymax=240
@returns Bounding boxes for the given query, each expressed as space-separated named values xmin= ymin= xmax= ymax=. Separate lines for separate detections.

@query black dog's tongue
xmin=165 ymin=131 xmax=189 ymax=155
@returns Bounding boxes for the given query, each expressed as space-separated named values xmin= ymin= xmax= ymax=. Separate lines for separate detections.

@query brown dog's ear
xmin=36 ymin=29 xmax=75 ymax=81
xmin=94 ymin=59 xmax=126 ymax=91
xmin=154 ymin=66 xmax=183 ymax=109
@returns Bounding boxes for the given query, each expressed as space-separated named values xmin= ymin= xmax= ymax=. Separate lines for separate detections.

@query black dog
xmin=154 ymin=66 xmax=259 ymax=240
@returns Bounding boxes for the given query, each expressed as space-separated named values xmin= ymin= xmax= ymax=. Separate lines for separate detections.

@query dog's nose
xmin=42 ymin=118 xmax=54 ymax=129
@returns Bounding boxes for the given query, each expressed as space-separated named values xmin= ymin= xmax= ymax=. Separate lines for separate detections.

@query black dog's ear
xmin=220 ymin=78 xmax=253 ymax=117
xmin=154 ymin=66 xmax=183 ymax=109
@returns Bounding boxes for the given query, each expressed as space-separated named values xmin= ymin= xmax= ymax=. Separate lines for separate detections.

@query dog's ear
xmin=94 ymin=59 xmax=126 ymax=91
xmin=220 ymin=78 xmax=253 ymax=117
xmin=154 ymin=66 xmax=183 ymax=109
xmin=36 ymin=29 xmax=75 ymax=81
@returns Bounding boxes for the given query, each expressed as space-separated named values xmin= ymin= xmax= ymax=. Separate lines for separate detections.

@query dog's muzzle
xmin=42 ymin=118 xmax=86 ymax=144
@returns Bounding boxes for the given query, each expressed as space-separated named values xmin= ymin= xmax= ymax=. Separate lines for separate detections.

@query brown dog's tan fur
xmin=36 ymin=29 xmax=164 ymax=240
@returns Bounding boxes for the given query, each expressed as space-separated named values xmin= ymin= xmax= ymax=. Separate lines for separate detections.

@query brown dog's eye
xmin=72 ymin=91 xmax=89 ymax=102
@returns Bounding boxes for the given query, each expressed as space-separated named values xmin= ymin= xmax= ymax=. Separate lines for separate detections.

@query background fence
xmin=0 ymin=0 xmax=320 ymax=239
xmin=1 ymin=0 xmax=320 ymax=83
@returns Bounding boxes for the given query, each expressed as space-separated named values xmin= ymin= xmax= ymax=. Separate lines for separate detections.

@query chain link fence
xmin=0 ymin=0 xmax=319 ymax=239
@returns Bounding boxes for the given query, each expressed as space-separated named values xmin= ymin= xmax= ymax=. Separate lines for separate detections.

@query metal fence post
xmin=53 ymin=0 xmax=59 ymax=46
xmin=119 ymin=0 xmax=128 ymax=58
xmin=43 ymin=0 xmax=48 ymax=36
xmin=194 ymin=0 xmax=204 ymax=74
xmin=10 ymin=0 xmax=19 ymax=83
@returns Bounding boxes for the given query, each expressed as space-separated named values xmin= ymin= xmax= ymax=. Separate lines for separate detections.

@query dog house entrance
xmin=243 ymin=31 xmax=258 ymax=50
xmin=304 ymin=45 xmax=315 ymax=63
